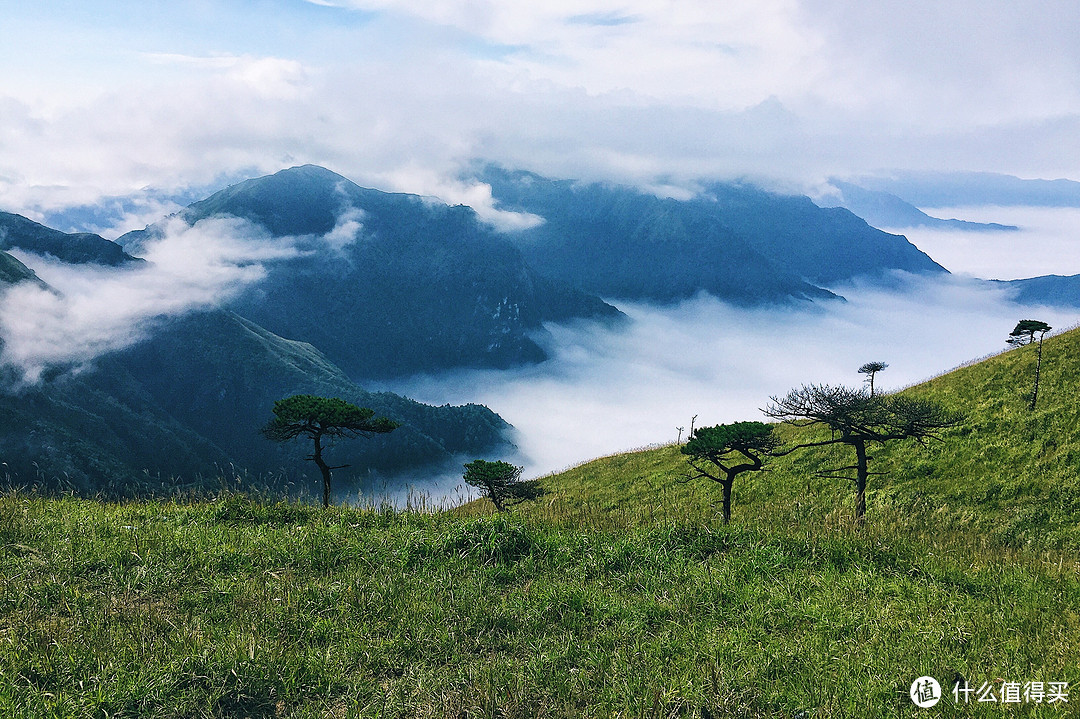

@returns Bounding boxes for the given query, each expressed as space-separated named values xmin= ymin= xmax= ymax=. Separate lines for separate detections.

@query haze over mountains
xmin=823 ymin=181 xmax=1020 ymax=232
xmin=2 ymin=165 xmax=1080 ymax=497
xmin=849 ymin=172 xmax=1080 ymax=209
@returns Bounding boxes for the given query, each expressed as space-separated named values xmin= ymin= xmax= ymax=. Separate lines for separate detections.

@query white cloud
xmin=801 ymin=0 xmax=1080 ymax=126
xmin=321 ymin=205 xmax=365 ymax=251
xmin=385 ymin=276 xmax=1080 ymax=478
xmin=139 ymin=53 xmax=309 ymax=98
xmin=377 ymin=166 xmax=544 ymax=230
xmin=329 ymin=0 xmax=828 ymax=108
xmin=0 ymin=1 xmax=1077 ymax=232
xmin=83 ymin=197 xmax=190 ymax=241
xmin=0 ymin=217 xmax=301 ymax=383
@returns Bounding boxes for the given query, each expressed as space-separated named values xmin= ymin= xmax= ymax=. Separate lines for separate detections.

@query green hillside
xmin=526 ymin=325 xmax=1080 ymax=551
xmin=1 ymin=331 xmax=1078 ymax=717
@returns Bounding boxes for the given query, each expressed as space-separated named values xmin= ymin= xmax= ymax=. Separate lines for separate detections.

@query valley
xmin=10 ymin=165 xmax=1066 ymax=498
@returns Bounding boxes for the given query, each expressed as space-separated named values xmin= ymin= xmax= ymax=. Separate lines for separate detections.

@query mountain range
xmin=0 ymin=228 xmax=511 ymax=496
xmin=846 ymin=171 xmax=1080 ymax=208
xmin=996 ymin=273 xmax=1080 ymax=308
xmin=476 ymin=167 xmax=946 ymax=303
xmin=3 ymin=164 xmax=1079 ymax=496
xmin=824 ymin=180 xmax=1019 ymax=231
xmin=118 ymin=165 xmax=623 ymax=380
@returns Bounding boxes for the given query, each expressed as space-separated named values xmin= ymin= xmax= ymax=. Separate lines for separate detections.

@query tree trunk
xmin=854 ymin=439 xmax=868 ymax=523
xmin=312 ymin=433 xmax=332 ymax=509
xmin=721 ymin=478 xmax=733 ymax=525
xmin=1030 ymin=335 xmax=1045 ymax=411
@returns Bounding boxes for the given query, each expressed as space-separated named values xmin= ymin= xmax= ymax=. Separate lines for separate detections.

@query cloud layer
xmin=0 ymin=1 xmax=1077 ymax=219
xmin=885 ymin=207 xmax=1080 ymax=280
xmin=387 ymin=275 xmax=1080 ymax=478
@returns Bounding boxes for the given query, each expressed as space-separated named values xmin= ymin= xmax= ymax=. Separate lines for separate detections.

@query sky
xmin=1 ymin=0 xmax=1079 ymax=221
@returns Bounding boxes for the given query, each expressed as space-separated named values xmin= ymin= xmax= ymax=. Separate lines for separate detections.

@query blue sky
xmin=1 ymin=0 xmax=1078 ymax=219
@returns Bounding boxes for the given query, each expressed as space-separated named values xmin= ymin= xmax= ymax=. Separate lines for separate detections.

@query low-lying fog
xmin=891 ymin=206 xmax=1080 ymax=280
xmin=381 ymin=274 xmax=1078 ymax=486
xmin=380 ymin=205 xmax=1080 ymax=490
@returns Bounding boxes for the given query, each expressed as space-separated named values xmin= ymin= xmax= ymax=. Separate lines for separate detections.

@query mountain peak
xmin=180 ymin=164 xmax=363 ymax=236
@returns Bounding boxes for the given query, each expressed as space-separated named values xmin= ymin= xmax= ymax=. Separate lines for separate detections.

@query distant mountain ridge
xmin=849 ymin=171 xmax=1080 ymax=208
xmin=475 ymin=167 xmax=946 ymax=304
xmin=995 ymin=273 xmax=1080 ymax=308
xmin=824 ymin=180 xmax=1019 ymax=232
xmin=0 ymin=211 xmax=141 ymax=266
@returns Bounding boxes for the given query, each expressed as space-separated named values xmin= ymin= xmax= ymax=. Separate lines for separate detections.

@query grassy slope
xmin=528 ymin=327 xmax=1080 ymax=550
xmin=2 ymin=332 xmax=1080 ymax=717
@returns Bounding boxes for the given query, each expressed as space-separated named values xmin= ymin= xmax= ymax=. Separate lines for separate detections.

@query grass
xmin=527 ymin=328 xmax=1080 ymax=553
xmin=3 ymin=494 xmax=1076 ymax=718
xmin=3 ymin=330 xmax=1080 ymax=717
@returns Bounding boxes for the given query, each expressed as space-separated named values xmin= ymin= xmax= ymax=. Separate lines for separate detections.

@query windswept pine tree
xmin=262 ymin=395 xmax=398 ymax=508
xmin=1007 ymin=319 xmax=1052 ymax=410
xmin=680 ymin=422 xmax=781 ymax=524
xmin=765 ymin=385 xmax=962 ymax=522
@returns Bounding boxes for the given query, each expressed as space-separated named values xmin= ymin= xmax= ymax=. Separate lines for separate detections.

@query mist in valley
xmin=890 ymin=206 xmax=1080 ymax=280
xmin=382 ymin=271 xmax=1078 ymax=491
xmin=3 ymin=201 xmax=1078 ymax=506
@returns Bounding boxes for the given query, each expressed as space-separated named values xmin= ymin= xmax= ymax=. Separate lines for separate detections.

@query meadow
xmin=2 ymin=329 xmax=1080 ymax=717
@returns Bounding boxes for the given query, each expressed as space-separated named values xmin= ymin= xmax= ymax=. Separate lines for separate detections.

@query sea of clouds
xmin=2 ymin=202 xmax=1078 ymax=503
xmin=383 ymin=276 xmax=1078 ymax=481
